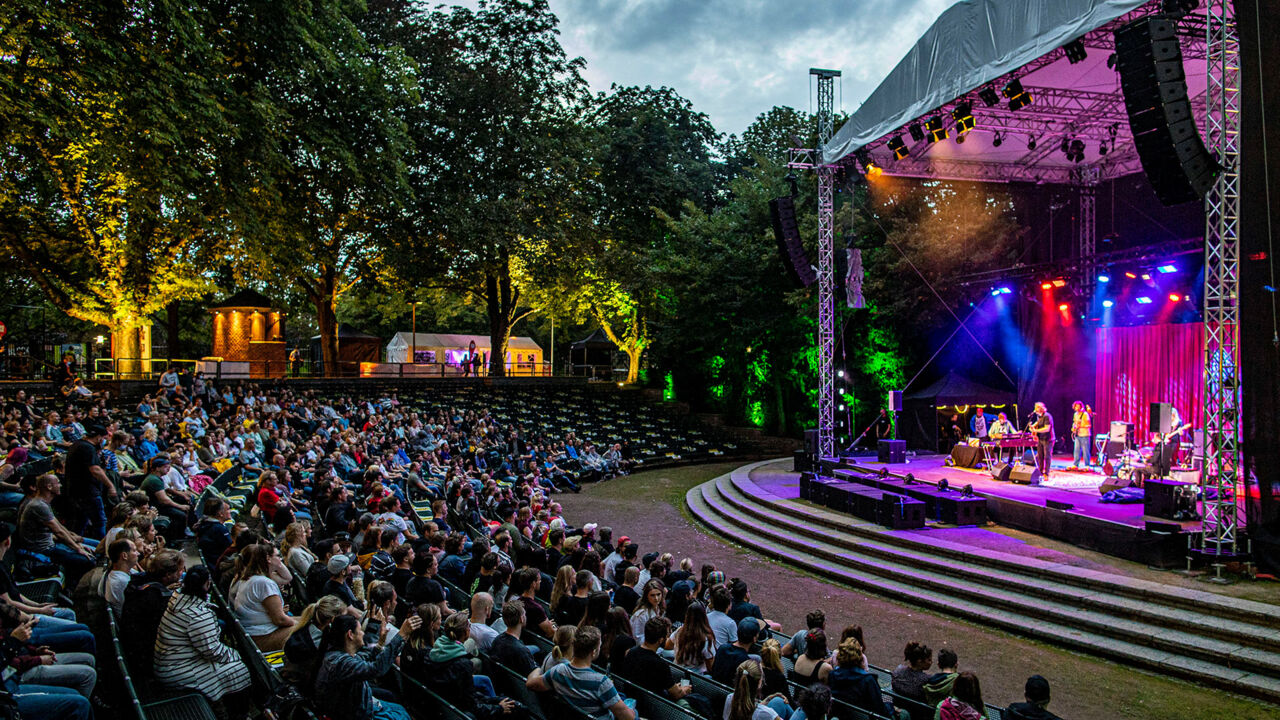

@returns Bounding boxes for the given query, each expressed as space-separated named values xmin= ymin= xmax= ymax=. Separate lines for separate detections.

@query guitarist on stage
xmin=1154 ymin=406 xmax=1193 ymax=477
xmin=1070 ymin=401 xmax=1093 ymax=469
xmin=1029 ymin=402 xmax=1055 ymax=478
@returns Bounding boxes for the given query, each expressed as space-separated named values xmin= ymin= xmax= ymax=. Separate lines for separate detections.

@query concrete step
xmin=715 ymin=473 xmax=1280 ymax=653
xmin=687 ymin=479 xmax=1280 ymax=704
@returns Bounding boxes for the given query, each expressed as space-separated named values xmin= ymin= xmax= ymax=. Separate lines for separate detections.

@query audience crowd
xmin=0 ymin=379 xmax=1066 ymax=720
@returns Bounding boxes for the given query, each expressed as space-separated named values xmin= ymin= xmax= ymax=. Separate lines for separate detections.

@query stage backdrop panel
xmin=1094 ymin=323 xmax=1203 ymax=444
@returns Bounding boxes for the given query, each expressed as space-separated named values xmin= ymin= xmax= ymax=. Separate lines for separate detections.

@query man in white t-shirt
xmin=103 ymin=538 xmax=139 ymax=613
xmin=467 ymin=592 xmax=499 ymax=653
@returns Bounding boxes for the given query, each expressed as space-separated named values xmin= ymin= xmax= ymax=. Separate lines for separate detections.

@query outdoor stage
xmin=816 ymin=451 xmax=1201 ymax=566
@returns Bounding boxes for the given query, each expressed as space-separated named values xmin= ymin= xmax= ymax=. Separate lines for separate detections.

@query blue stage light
xmin=1135 ymin=296 xmax=1153 ymax=305
xmin=1102 ymin=299 xmax=1114 ymax=308
xmin=1097 ymin=274 xmax=1110 ymax=283
xmin=1157 ymin=264 xmax=1177 ymax=274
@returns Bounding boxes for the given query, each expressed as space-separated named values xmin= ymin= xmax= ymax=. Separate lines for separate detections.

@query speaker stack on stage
xmin=989 ymin=461 xmax=1013 ymax=483
xmin=1008 ymin=463 xmax=1041 ymax=485
xmin=1115 ymin=15 xmax=1221 ymax=206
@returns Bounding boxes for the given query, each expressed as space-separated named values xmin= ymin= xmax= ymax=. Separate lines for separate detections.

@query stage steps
xmin=686 ymin=462 xmax=1280 ymax=704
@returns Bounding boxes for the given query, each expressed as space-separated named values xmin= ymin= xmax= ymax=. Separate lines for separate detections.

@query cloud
xmin=551 ymin=0 xmax=961 ymax=136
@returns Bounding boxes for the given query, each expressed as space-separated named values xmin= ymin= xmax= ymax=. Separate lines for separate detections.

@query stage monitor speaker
xmin=803 ymin=429 xmax=819 ymax=456
xmin=793 ymin=449 xmax=811 ymax=473
xmin=1149 ymin=402 xmax=1174 ymax=435
xmin=769 ymin=196 xmax=816 ymax=287
xmin=1144 ymin=478 xmax=1190 ymax=520
xmin=990 ymin=462 xmax=1012 ymax=483
xmin=1099 ymin=476 xmax=1133 ymax=494
xmin=1046 ymin=499 xmax=1074 ymax=511
xmin=887 ymin=391 xmax=903 ymax=412
xmin=878 ymin=439 xmax=906 ymax=464
xmin=1009 ymin=463 xmax=1041 ymax=485
xmin=1114 ymin=16 xmax=1221 ymax=205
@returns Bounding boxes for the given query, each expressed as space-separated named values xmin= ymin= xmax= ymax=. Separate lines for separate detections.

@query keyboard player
xmin=988 ymin=412 xmax=1017 ymax=464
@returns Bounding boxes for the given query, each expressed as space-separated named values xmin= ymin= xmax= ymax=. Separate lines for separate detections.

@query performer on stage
xmin=1154 ymin=406 xmax=1190 ymax=476
xmin=989 ymin=412 xmax=1016 ymax=463
xmin=1029 ymin=402 xmax=1055 ymax=477
xmin=969 ymin=407 xmax=990 ymax=442
xmin=1070 ymin=401 xmax=1092 ymax=469
xmin=875 ymin=409 xmax=893 ymax=440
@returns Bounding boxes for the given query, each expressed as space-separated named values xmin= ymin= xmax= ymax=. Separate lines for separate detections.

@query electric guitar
xmin=1156 ymin=422 xmax=1193 ymax=445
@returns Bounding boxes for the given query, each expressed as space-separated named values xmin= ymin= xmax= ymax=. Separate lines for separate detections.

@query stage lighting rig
xmin=1162 ymin=0 xmax=1199 ymax=18
xmin=991 ymin=132 xmax=1003 ymax=148
xmin=1003 ymin=78 xmax=1033 ymax=110
xmin=978 ymin=87 xmax=999 ymax=107
xmin=1027 ymin=136 xmax=1037 ymax=150
xmin=1063 ymin=39 xmax=1087 ymax=64
xmin=956 ymin=133 xmax=966 ymax=145
xmin=924 ymin=116 xmax=947 ymax=143
xmin=951 ymin=102 xmax=975 ymax=135
xmin=1098 ymin=141 xmax=1108 ymax=156
xmin=908 ymin=123 xmax=925 ymax=143
xmin=887 ymin=135 xmax=909 ymax=160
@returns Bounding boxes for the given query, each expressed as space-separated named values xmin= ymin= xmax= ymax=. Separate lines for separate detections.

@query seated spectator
xmin=790 ymin=684 xmax=832 ymax=720
xmin=541 ymin=624 xmax=576 ymax=672
xmin=467 ymin=592 xmax=498 ymax=653
xmin=712 ymin=618 xmax=762 ymax=686
xmin=629 ymin=579 xmax=665 ymax=639
xmin=323 ymin=553 xmax=366 ymax=612
xmin=724 ymin=659 xmax=791 ymax=720
xmin=792 ymin=630 xmax=832 ymax=685
xmin=0 ymin=618 xmax=92 ymax=720
xmin=759 ymin=639 xmax=792 ymax=707
xmin=526 ymin=625 xmax=634 ymax=720
xmin=102 ymin=538 xmax=138 ymax=614
xmin=0 ymin=525 xmax=80 ymax=623
xmin=489 ymin=599 xmax=538 ymax=679
xmin=418 ymin=611 xmax=515 ymax=716
xmin=923 ymin=649 xmax=960 ymax=706
xmin=230 ymin=543 xmax=296 ymax=651
xmin=283 ymin=595 xmax=350 ymax=690
xmin=398 ymin=603 xmax=442 ymax=678
xmin=139 ymin=455 xmax=190 ymax=541
xmin=891 ymin=641 xmax=934 ymax=701
xmin=619 ymin=617 xmax=707 ymax=715
xmin=600 ymin=606 xmax=635 ymax=670
xmin=828 ymin=639 xmax=893 ymax=719
xmin=673 ymin=601 xmax=716 ymax=674
xmin=120 ymin=549 xmax=185 ymax=675
xmin=194 ymin=496 xmax=233 ymax=564
xmin=612 ymin=567 xmax=641 ymax=616
xmin=513 ymin=567 xmax=554 ymax=638
xmin=387 ymin=544 xmax=416 ymax=599
xmin=727 ymin=579 xmax=780 ymax=631
xmin=281 ymin=521 xmax=316 ymax=579
xmin=315 ymin=612 xmax=421 ymax=720
xmin=17 ymin=474 xmax=96 ymax=587
xmin=782 ymin=610 xmax=825 ymax=659
xmin=937 ymin=671 xmax=986 ymax=720
xmin=1005 ymin=675 xmax=1063 ymax=720
xmin=153 ymin=566 xmax=251 ymax=714
xmin=404 ymin=551 xmax=449 ymax=615
xmin=707 ymin=585 xmax=738 ymax=648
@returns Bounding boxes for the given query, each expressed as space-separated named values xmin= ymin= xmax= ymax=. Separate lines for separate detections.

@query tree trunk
xmin=114 ymin=318 xmax=145 ymax=380
xmin=485 ymin=268 xmax=512 ymax=377
xmin=312 ymin=270 xmax=340 ymax=377
xmin=623 ymin=347 xmax=641 ymax=385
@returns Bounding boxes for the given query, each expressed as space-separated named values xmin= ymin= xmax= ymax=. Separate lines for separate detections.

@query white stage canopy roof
xmin=824 ymin=0 xmax=1209 ymax=184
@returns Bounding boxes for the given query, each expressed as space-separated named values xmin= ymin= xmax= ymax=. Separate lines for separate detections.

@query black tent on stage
xmin=903 ymin=371 xmax=1018 ymax=452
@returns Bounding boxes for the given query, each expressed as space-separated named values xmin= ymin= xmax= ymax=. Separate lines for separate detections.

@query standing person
xmin=64 ymin=424 xmax=116 ymax=540
xmin=289 ymin=348 xmax=302 ymax=378
xmin=1069 ymin=401 xmax=1092 ymax=469
xmin=875 ymin=409 xmax=893 ymax=441
xmin=969 ymin=407 xmax=990 ymax=442
xmin=1029 ymin=402 xmax=1055 ymax=478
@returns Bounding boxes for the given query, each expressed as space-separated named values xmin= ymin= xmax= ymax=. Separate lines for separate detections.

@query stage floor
xmin=829 ymin=452 xmax=1202 ymax=533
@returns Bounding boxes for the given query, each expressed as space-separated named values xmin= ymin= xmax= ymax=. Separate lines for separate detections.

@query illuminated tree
xmin=0 ymin=1 xmax=251 ymax=374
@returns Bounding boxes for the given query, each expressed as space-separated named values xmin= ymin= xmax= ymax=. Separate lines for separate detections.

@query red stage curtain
xmin=1094 ymin=322 xmax=1203 ymax=442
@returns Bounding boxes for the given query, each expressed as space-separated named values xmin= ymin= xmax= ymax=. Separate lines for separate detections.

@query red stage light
xmin=1058 ymin=303 xmax=1069 ymax=311
xmin=1041 ymin=282 xmax=1053 ymax=290
xmin=1169 ymin=293 xmax=1181 ymax=302
xmin=1249 ymin=251 xmax=1268 ymax=261
xmin=1124 ymin=271 xmax=1137 ymax=279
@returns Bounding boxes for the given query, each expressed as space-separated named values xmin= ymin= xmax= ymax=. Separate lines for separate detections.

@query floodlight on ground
xmin=887 ymin=135 xmax=909 ymax=160
xmin=925 ymin=116 xmax=947 ymax=143
xmin=1063 ymin=39 xmax=1087 ymax=64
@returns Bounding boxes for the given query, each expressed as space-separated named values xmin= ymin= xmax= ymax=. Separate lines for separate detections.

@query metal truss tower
xmin=812 ymin=68 xmax=840 ymax=461
xmin=1199 ymin=0 xmax=1244 ymax=569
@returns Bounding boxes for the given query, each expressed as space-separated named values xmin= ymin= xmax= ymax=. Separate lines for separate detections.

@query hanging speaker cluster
xmin=1114 ymin=16 xmax=1221 ymax=206
xmin=769 ymin=195 xmax=816 ymax=287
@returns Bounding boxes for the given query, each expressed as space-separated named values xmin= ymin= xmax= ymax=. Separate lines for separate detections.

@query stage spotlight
xmin=991 ymin=288 xmax=1001 ymax=296
xmin=925 ymin=116 xmax=947 ymax=143
xmin=1098 ymin=274 xmax=1110 ymax=283
xmin=887 ymin=135 xmax=909 ymax=160
xmin=1162 ymin=0 xmax=1199 ymax=18
xmin=1063 ymin=39 xmax=1087 ymax=64
xmin=908 ymin=123 xmax=925 ymax=143
xmin=1027 ymin=136 xmax=1037 ymax=150
xmin=1107 ymin=53 xmax=1118 ymax=70
xmin=865 ymin=163 xmax=883 ymax=179
xmin=854 ymin=148 xmax=871 ymax=169
xmin=1169 ymin=293 xmax=1181 ymax=302
xmin=1041 ymin=281 xmax=1053 ymax=290
xmin=1124 ymin=271 xmax=1138 ymax=279
xmin=1058 ymin=302 xmax=1069 ymax=311
xmin=1157 ymin=264 xmax=1177 ymax=273
xmin=1141 ymin=273 xmax=1152 ymax=280
xmin=1066 ymin=139 xmax=1086 ymax=163
xmin=1060 ymin=137 xmax=1070 ymax=154
xmin=1009 ymin=92 xmax=1034 ymax=111
xmin=1002 ymin=79 xmax=1024 ymax=99
xmin=1099 ymin=142 xmax=1108 ymax=156
xmin=992 ymin=132 xmax=1003 ymax=148
xmin=951 ymin=102 xmax=975 ymax=135
xmin=1135 ymin=296 xmax=1153 ymax=304
xmin=1102 ymin=299 xmax=1115 ymax=308
xmin=1051 ymin=278 xmax=1066 ymax=288
xmin=978 ymin=87 xmax=1000 ymax=107
xmin=837 ymin=369 xmax=845 ymax=378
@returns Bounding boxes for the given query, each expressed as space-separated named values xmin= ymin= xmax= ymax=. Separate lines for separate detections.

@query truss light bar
xmin=1135 ymin=296 xmax=1153 ymax=304
xmin=978 ymin=87 xmax=999 ymax=107
xmin=924 ymin=116 xmax=947 ymax=143
xmin=1063 ymin=39 xmax=1087 ymax=64
xmin=908 ymin=123 xmax=925 ymax=143
xmin=1001 ymin=79 xmax=1024 ymax=99
xmin=1157 ymin=264 xmax=1177 ymax=273
xmin=887 ymin=135 xmax=909 ymax=160
xmin=1009 ymin=92 xmax=1034 ymax=111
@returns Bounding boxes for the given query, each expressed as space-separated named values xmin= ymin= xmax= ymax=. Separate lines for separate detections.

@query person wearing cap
xmin=140 ymin=455 xmax=190 ymax=542
xmin=711 ymin=617 xmax=764 ymax=686
xmin=323 ymin=554 xmax=366 ymax=612
xmin=1005 ymin=675 xmax=1064 ymax=720
xmin=602 ymin=535 xmax=628 ymax=581
xmin=64 ymin=423 xmax=115 ymax=540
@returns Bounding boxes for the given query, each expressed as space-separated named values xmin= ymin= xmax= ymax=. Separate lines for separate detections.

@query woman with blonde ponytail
xmin=281 ymin=595 xmax=348 ymax=689
xmin=726 ymin=659 xmax=792 ymax=720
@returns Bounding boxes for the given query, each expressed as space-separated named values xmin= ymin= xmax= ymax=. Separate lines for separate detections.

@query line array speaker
xmin=769 ymin=196 xmax=816 ymax=287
